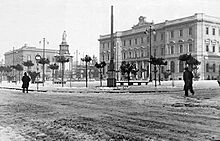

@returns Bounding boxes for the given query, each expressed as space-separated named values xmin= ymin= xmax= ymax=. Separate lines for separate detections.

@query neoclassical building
xmin=99 ymin=13 xmax=220 ymax=80
xmin=4 ymin=44 xmax=59 ymax=81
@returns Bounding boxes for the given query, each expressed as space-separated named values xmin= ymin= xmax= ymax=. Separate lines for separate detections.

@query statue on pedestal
xmin=62 ymin=31 xmax=67 ymax=43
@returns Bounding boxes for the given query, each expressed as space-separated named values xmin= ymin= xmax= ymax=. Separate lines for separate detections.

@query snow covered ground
xmin=0 ymin=80 xmax=219 ymax=92
xmin=0 ymin=80 xmax=219 ymax=141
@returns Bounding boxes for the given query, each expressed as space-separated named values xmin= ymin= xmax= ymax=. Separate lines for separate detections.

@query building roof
xmin=4 ymin=44 xmax=59 ymax=55
xmin=99 ymin=13 xmax=220 ymax=41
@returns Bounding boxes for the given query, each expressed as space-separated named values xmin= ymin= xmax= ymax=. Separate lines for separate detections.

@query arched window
xmin=129 ymin=51 xmax=132 ymax=58
xmin=206 ymin=63 xmax=209 ymax=72
xmin=179 ymin=61 xmax=184 ymax=72
xmin=189 ymin=43 xmax=193 ymax=52
xmin=171 ymin=61 xmax=175 ymax=73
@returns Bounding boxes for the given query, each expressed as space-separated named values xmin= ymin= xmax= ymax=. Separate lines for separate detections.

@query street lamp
xmin=35 ymin=54 xmax=41 ymax=90
xmin=145 ymin=25 xmax=156 ymax=82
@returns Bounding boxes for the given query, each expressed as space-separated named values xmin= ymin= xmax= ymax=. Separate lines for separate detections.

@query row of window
xmin=170 ymin=61 xmax=219 ymax=73
xmin=101 ymin=27 xmax=194 ymax=50
xmin=170 ymin=27 xmax=192 ymax=38
xmin=205 ymin=44 xmax=220 ymax=52
xmin=102 ymin=44 xmax=194 ymax=60
xmin=168 ymin=43 xmax=193 ymax=54
xmin=206 ymin=27 xmax=220 ymax=36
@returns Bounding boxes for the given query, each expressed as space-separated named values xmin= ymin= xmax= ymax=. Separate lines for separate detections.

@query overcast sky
xmin=0 ymin=0 xmax=220 ymax=61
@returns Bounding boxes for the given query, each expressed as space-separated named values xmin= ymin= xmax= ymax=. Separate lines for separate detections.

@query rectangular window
xmin=123 ymin=40 xmax=126 ymax=46
xmin=171 ymin=46 xmax=174 ymax=54
xmin=170 ymin=31 xmax=174 ymax=38
xmin=219 ymin=29 xmax=220 ymax=36
xmin=27 ymin=55 xmax=31 ymax=61
xmin=179 ymin=29 xmax=183 ymax=37
xmin=189 ymin=44 xmax=192 ymax=52
xmin=141 ymin=37 xmax=144 ymax=43
xmin=179 ymin=45 xmax=183 ymax=53
xmin=161 ymin=33 xmax=164 ymax=41
xmin=206 ymin=45 xmax=209 ymax=52
xmin=189 ymin=27 xmax=192 ymax=35
xmin=153 ymin=34 xmax=156 ymax=41
xmin=206 ymin=27 xmax=209 ymax=35
xmin=213 ymin=45 xmax=215 ymax=52
xmin=213 ymin=28 xmax=215 ymax=35
xmin=102 ymin=44 xmax=105 ymax=50
xmin=129 ymin=40 xmax=132 ymax=46
xmin=147 ymin=37 xmax=150 ymax=43
xmin=161 ymin=48 xmax=164 ymax=55
xmin=135 ymin=38 xmax=137 ymax=44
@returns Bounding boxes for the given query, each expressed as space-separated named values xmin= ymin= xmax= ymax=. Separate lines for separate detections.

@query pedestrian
xmin=22 ymin=72 xmax=31 ymax=93
xmin=217 ymin=75 xmax=220 ymax=86
xmin=183 ymin=67 xmax=194 ymax=97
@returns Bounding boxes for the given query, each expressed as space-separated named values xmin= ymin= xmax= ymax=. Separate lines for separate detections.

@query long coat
xmin=183 ymin=70 xmax=194 ymax=90
xmin=22 ymin=75 xmax=31 ymax=88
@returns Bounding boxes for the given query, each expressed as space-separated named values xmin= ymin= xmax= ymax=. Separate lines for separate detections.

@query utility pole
xmin=39 ymin=38 xmax=49 ymax=86
xmin=13 ymin=47 xmax=15 ymax=82
xmin=43 ymin=38 xmax=45 ymax=86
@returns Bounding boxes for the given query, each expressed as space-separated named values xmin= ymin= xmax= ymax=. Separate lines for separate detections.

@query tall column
xmin=107 ymin=5 xmax=116 ymax=87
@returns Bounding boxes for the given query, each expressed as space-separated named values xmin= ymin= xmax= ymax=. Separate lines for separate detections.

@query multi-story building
xmin=4 ymin=44 xmax=59 ymax=81
xmin=99 ymin=13 xmax=220 ymax=80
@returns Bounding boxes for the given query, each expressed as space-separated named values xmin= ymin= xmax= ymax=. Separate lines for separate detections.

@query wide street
xmin=0 ymin=80 xmax=220 ymax=141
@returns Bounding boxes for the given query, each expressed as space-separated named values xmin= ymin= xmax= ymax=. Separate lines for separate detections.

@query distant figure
xmin=183 ymin=67 xmax=194 ymax=97
xmin=217 ymin=75 xmax=220 ymax=86
xmin=22 ymin=72 xmax=31 ymax=93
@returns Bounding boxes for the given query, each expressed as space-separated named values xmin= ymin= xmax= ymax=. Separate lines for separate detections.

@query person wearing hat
xmin=183 ymin=67 xmax=194 ymax=97
xmin=22 ymin=72 xmax=31 ymax=93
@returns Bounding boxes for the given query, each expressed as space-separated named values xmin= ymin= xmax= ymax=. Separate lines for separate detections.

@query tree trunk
xmin=85 ymin=62 xmax=88 ymax=87
xmin=100 ymin=68 xmax=102 ymax=87
xmin=128 ymin=73 xmax=130 ymax=85
xmin=52 ymin=69 xmax=54 ymax=84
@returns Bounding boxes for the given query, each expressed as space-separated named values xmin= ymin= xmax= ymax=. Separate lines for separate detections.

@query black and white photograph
xmin=0 ymin=0 xmax=220 ymax=140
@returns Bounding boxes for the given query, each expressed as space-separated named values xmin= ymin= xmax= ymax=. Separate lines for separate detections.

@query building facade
xmin=4 ymin=44 xmax=59 ymax=81
xmin=99 ymin=13 xmax=220 ymax=80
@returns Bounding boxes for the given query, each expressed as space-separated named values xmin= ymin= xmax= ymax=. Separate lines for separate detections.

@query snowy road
xmin=0 ymin=84 xmax=220 ymax=140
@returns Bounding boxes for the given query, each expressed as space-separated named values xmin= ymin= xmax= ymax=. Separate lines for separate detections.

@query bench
xmin=116 ymin=81 xmax=148 ymax=86
xmin=54 ymin=81 xmax=66 ymax=84
xmin=11 ymin=80 xmax=17 ymax=83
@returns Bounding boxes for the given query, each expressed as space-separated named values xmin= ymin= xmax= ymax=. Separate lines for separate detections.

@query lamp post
xmin=35 ymin=54 xmax=41 ymax=90
xmin=145 ymin=25 xmax=156 ymax=82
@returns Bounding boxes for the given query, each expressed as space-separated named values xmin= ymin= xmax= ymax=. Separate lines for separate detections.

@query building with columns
xmin=99 ymin=13 xmax=220 ymax=80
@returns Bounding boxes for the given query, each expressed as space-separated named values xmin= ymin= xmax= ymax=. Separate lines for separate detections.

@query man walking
xmin=22 ymin=72 xmax=31 ymax=93
xmin=183 ymin=67 xmax=194 ymax=97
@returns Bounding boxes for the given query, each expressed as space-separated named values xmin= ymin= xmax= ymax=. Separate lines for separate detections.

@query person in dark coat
xmin=22 ymin=72 xmax=31 ymax=93
xmin=183 ymin=67 xmax=194 ymax=97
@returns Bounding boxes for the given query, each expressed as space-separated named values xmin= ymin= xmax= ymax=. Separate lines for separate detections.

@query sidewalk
xmin=0 ymin=80 xmax=219 ymax=93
